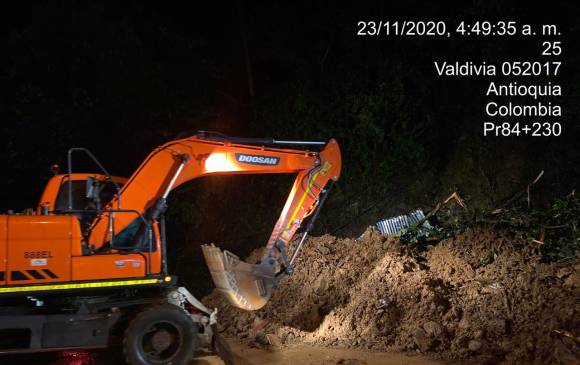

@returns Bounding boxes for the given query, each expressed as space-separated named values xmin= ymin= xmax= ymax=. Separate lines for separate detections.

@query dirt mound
xmin=203 ymin=229 xmax=579 ymax=364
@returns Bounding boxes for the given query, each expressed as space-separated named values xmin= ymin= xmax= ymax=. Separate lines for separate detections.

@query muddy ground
xmin=204 ymin=228 xmax=580 ymax=365
xmin=194 ymin=342 xmax=444 ymax=365
xmin=0 ymin=340 xmax=443 ymax=365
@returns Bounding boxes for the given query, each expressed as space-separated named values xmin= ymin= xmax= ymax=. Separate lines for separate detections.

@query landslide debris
xmin=203 ymin=229 xmax=579 ymax=364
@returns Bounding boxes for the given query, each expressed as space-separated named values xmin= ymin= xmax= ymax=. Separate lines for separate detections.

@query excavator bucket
xmin=201 ymin=244 xmax=277 ymax=310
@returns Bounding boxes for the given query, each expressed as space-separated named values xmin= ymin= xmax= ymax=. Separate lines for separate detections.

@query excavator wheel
xmin=123 ymin=304 xmax=200 ymax=365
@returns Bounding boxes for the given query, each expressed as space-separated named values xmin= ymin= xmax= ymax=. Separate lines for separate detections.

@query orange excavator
xmin=0 ymin=131 xmax=341 ymax=364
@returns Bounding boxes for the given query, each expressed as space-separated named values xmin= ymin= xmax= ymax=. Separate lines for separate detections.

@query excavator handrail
xmin=195 ymin=130 xmax=326 ymax=147
xmin=157 ymin=136 xmax=321 ymax=157
xmin=67 ymin=147 xmax=123 ymax=210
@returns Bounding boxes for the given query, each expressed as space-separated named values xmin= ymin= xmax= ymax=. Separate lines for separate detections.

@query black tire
xmin=123 ymin=304 xmax=200 ymax=365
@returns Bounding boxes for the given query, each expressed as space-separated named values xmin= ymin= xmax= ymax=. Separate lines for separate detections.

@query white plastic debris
xmin=374 ymin=209 xmax=432 ymax=236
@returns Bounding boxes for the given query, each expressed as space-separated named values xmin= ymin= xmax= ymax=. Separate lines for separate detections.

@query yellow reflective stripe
xmin=0 ymin=278 xmax=160 ymax=293
xmin=284 ymin=171 xmax=320 ymax=233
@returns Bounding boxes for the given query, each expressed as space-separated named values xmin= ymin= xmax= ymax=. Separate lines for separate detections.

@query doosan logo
xmin=235 ymin=153 xmax=280 ymax=166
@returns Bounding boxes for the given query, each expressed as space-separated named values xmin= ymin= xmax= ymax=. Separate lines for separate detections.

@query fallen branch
xmin=443 ymin=191 xmax=467 ymax=209
xmin=553 ymin=329 xmax=580 ymax=344
xmin=527 ymin=170 xmax=544 ymax=208
xmin=495 ymin=170 xmax=545 ymax=210
xmin=417 ymin=191 xmax=467 ymax=227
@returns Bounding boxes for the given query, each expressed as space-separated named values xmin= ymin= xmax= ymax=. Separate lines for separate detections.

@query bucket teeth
xmin=202 ymin=244 xmax=276 ymax=311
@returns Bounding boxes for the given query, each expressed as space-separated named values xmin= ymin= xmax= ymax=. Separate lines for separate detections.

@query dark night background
xmin=1 ymin=1 xmax=579 ymax=295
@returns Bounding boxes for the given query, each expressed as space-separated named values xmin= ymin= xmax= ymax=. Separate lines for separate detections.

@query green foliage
xmin=398 ymin=225 xmax=441 ymax=247
xmin=497 ymin=195 xmax=579 ymax=263
xmin=543 ymin=236 xmax=580 ymax=263
xmin=540 ymin=195 xmax=580 ymax=263
xmin=395 ymin=194 xmax=579 ymax=264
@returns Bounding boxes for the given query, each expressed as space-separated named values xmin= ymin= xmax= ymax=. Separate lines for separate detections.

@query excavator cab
xmin=38 ymin=173 xmax=127 ymax=234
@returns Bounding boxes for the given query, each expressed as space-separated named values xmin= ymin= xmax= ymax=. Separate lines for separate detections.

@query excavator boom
xmin=86 ymin=132 xmax=341 ymax=310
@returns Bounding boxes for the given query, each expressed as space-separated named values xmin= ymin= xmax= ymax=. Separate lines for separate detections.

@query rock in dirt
xmin=458 ymin=314 xmax=470 ymax=330
xmin=266 ymin=333 xmax=282 ymax=347
xmin=317 ymin=245 xmax=331 ymax=255
xmin=315 ymin=277 xmax=328 ymax=296
xmin=413 ymin=328 xmax=434 ymax=352
xmin=486 ymin=318 xmax=506 ymax=336
xmin=468 ymin=340 xmax=483 ymax=352
xmin=423 ymin=321 xmax=444 ymax=338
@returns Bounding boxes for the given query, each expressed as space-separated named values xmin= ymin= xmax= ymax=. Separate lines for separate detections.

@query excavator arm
xmin=87 ymin=132 xmax=341 ymax=310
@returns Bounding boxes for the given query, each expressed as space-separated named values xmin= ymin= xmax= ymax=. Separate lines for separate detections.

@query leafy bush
xmin=540 ymin=195 xmax=580 ymax=263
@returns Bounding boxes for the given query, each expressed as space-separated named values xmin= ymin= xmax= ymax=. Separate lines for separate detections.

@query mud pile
xmin=203 ymin=229 xmax=579 ymax=364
